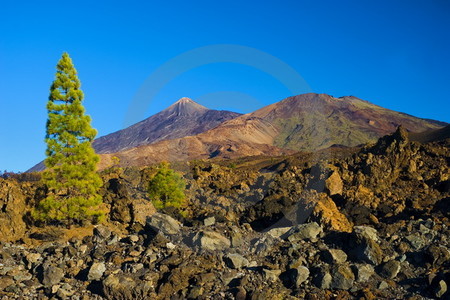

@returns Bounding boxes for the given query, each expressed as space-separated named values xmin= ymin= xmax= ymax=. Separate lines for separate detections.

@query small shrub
xmin=148 ymin=162 xmax=186 ymax=210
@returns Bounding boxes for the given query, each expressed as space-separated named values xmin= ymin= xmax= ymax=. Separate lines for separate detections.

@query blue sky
xmin=1 ymin=0 xmax=449 ymax=172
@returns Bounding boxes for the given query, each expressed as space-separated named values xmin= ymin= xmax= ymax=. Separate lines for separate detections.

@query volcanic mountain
xmin=249 ymin=93 xmax=445 ymax=151
xmin=28 ymin=98 xmax=241 ymax=172
xmin=98 ymin=93 xmax=446 ymax=169
xmin=93 ymin=97 xmax=241 ymax=153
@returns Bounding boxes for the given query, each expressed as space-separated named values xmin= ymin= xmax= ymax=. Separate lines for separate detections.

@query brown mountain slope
xmin=99 ymin=116 xmax=293 ymax=169
xmin=251 ymin=93 xmax=444 ymax=151
xmin=93 ymin=97 xmax=241 ymax=153
xmin=28 ymin=98 xmax=241 ymax=172
xmin=99 ymin=93 xmax=445 ymax=169
xmin=408 ymin=124 xmax=450 ymax=143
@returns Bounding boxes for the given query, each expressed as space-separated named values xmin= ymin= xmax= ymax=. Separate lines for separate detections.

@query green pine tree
xmin=148 ymin=162 xmax=186 ymax=210
xmin=33 ymin=52 xmax=103 ymax=224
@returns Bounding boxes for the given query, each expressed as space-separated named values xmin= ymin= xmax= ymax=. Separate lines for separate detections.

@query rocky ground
xmin=0 ymin=127 xmax=449 ymax=299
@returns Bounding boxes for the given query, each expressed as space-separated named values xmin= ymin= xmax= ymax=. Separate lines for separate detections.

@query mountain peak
xmin=175 ymin=97 xmax=195 ymax=104
xmin=164 ymin=97 xmax=208 ymax=116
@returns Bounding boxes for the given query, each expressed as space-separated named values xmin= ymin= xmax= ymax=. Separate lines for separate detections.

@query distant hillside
xmin=93 ymin=97 xmax=241 ymax=153
xmin=28 ymin=98 xmax=241 ymax=172
xmin=409 ymin=124 xmax=450 ymax=143
xmin=249 ymin=93 xmax=445 ymax=151
xmin=98 ymin=116 xmax=293 ymax=169
xmin=97 ymin=93 xmax=446 ymax=169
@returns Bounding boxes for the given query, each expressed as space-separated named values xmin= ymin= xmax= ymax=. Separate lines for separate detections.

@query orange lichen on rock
xmin=312 ymin=193 xmax=353 ymax=232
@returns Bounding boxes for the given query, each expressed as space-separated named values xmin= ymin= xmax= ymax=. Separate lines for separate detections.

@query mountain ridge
xmin=28 ymin=97 xmax=241 ymax=172
xmin=97 ymin=93 xmax=446 ymax=169
xmin=92 ymin=97 xmax=241 ymax=154
xmin=247 ymin=93 xmax=445 ymax=151
xmin=28 ymin=93 xmax=447 ymax=171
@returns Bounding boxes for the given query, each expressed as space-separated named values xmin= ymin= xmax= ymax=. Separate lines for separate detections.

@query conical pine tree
xmin=33 ymin=52 xmax=103 ymax=224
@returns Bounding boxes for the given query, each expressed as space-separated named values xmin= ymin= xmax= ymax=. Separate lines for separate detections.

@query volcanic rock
xmin=325 ymin=171 xmax=343 ymax=196
xmin=102 ymin=274 xmax=153 ymax=300
xmin=379 ymin=260 xmax=401 ymax=279
xmin=224 ymin=253 xmax=249 ymax=269
xmin=350 ymin=226 xmax=383 ymax=265
xmin=285 ymin=222 xmax=323 ymax=243
xmin=193 ymin=231 xmax=230 ymax=251
xmin=293 ymin=266 xmax=310 ymax=287
xmin=87 ymin=262 xmax=106 ymax=281
xmin=323 ymin=249 xmax=348 ymax=264
xmin=263 ymin=268 xmax=282 ymax=282
xmin=131 ymin=199 xmax=156 ymax=225
xmin=147 ymin=213 xmax=181 ymax=235
xmin=434 ymin=280 xmax=447 ymax=298
xmin=0 ymin=179 xmax=29 ymax=242
xmin=330 ymin=264 xmax=355 ymax=290
xmin=314 ymin=267 xmax=332 ymax=289
xmin=353 ymin=264 xmax=375 ymax=283
xmin=310 ymin=193 xmax=353 ymax=232
xmin=42 ymin=264 xmax=64 ymax=287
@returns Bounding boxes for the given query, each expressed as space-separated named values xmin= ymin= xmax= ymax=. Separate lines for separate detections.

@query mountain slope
xmin=98 ymin=93 xmax=446 ymax=169
xmin=250 ymin=93 xmax=445 ymax=151
xmin=93 ymin=97 xmax=241 ymax=153
xmin=98 ymin=116 xmax=292 ymax=169
xmin=28 ymin=98 xmax=241 ymax=171
xmin=408 ymin=124 xmax=450 ymax=143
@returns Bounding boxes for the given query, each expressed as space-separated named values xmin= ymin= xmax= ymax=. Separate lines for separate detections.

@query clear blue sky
xmin=1 ymin=0 xmax=449 ymax=172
